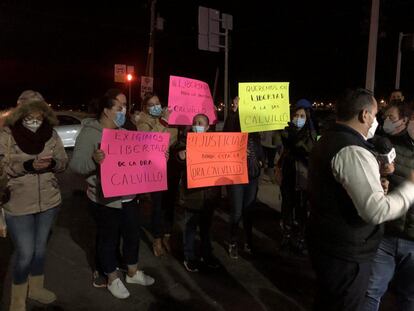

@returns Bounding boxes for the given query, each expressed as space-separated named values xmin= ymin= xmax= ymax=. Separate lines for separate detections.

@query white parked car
xmin=55 ymin=111 xmax=93 ymax=148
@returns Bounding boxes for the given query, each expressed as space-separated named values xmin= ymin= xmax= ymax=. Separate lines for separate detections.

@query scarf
xmin=10 ymin=120 xmax=53 ymax=155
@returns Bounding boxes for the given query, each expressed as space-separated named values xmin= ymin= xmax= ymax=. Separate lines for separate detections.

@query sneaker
xmin=201 ymin=256 xmax=220 ymax=269
xmin=107 ymin=278 xmax=130 ymax=299
xmin=228 ymin=243 xmax=238 ymax=259
xmin=92 ymin=270 xmax=107 ymax=288
xmin=183 ymin=260 xmax=200 ymax=272
xmin=126 ymin=270 xmax=155 ymax=286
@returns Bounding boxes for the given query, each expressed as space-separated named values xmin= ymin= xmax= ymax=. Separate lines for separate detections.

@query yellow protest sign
xmin=238 ymin=82 xmax=290 ymax=132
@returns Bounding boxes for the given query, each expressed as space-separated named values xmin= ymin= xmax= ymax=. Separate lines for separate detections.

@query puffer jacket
xmin=136 ymin=112 xmax=178 ymax=147
xmin=0 ymin=126 xmax=67 ymax=216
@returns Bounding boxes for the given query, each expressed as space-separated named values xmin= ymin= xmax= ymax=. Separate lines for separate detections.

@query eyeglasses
xmin=23 ymin=116 xmax=43 ymax=122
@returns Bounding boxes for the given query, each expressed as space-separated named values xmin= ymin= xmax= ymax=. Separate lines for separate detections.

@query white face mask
xmin=192 ymin=125 xmax=206 ymax=133
xmin=367 ymin=116 xmax=378 ymax=140
xmin=383 ymin=118 xmax=404 ymax=135
xmin=23 ymin=119 xmax=43 ymax=132
xmin=407 ymin=120 xmax=414 ymax=140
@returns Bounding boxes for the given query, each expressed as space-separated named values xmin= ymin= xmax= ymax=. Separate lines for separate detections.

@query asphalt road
xmin=0 ymin=150 xmax=396 ymax=311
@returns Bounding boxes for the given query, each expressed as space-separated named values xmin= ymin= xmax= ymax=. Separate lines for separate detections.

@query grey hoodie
xmin=70 ymin=119 xmax=124 ymax=208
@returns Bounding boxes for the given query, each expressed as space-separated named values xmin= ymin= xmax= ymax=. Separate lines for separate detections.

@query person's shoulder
xmin=336 ymin=145 xmax=375 ymax=161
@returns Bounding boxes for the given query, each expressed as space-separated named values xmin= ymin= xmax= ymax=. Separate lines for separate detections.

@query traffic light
xmin=127 ymin=74 xmax=133 ymax=82
xmin=198 ymin=6 xmax=220 ymax=52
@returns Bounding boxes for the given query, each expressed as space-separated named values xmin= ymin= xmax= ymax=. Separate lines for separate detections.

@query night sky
xmin=0 ymin=0 xmax=414 ymax=109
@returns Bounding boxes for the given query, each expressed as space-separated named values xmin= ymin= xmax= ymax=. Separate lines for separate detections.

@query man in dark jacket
xmin=307 ymin=88 xmax=414 ymax=311
xmin=363 ymin=103 xmax=414 ymax=311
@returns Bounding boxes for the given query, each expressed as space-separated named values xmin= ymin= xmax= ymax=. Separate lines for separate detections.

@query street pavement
xmin=0 ymin=151 xmax=396 ymax=311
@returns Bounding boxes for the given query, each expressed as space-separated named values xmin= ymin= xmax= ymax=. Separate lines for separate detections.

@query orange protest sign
xmin=186 ymin=132 xmax=249 ymax=189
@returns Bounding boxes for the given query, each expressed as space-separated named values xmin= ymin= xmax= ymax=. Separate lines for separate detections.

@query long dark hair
xmin=95 ymin=96 xmax=117 ymax=119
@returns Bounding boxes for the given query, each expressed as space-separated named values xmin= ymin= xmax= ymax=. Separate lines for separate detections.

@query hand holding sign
xmin=93 ymin=149 xmax=105 ymax=164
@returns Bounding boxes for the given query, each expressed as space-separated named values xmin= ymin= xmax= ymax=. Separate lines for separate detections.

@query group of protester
xmin=0 ymin=89 xmax=266 ymax=310
xmin=1 ymin=86 xmax=413 ymax=311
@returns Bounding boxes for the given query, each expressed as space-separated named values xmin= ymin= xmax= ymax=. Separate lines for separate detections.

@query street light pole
xmin=127 ymin=74 xmax=133 ymax=109
xmin=365 ymin=0 xmax=380 ymax=93
xmin=129 ymin=82 xmax=132 ymax=108
xmin=395 ymin=32 xmax=404 ymax=90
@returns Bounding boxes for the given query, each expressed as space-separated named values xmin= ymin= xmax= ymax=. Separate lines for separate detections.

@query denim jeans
xmin=363 ymin=236 xmax=414 ymax=311
xmin=183 ymin=204 xmax=215 ymax=261
xmin=6 ymin=207 xmax=59 ymax=284
xmin=89 ymin=199 xmax=140 ymax=275
xmin=227 ymin=178 xmax=259 ymax=245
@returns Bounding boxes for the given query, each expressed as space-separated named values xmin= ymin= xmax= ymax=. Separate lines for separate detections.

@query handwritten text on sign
xmin=168 ymin=75 xmax=217 ymax=125
xmin=238 ymin=82 xmax=290 ymax=132
xmin=100 ymin=129 xmax=170 ymax=198
xmin=186 ymin=133 xmax=248 ymax=189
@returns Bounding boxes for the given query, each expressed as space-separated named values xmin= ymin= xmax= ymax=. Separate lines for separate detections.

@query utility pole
xmin=145 ymin=0 xmax=156 ymax=77
xmin=365 ymin=0 xmax=380 ymax=93
xmin=224 ymin=28 xmax=229 ymax=122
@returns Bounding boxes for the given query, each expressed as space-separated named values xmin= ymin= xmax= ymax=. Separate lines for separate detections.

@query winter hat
xmin=296 ymin=98 xmax=313 ymax=110
xmin=17 ymin=90 xmax=44 ymax=106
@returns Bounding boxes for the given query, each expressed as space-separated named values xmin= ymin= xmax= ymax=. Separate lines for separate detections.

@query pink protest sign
xmin=100 ymin=129 xmax=170 ymax=198
xmin=168 ymin=75 xmax=217 ymax=125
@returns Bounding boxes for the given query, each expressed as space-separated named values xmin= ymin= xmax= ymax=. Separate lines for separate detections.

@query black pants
xmin=151 ymin=161 xmax=182 ymax=238
xmin=263 ymin=146 xmax=277 ymax=168
xmin=309 ymin=248 xmax=372 ymax=311
xmin=183 ymin=205 xmax=215 ymax=260
xmin=89 ymin=199 xmax=140 ymax=274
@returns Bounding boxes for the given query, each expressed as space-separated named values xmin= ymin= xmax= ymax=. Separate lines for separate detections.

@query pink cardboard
xmin=168 ymin=75 xmax=217 ymax=125
xmin=100 ymin=129 xmax=170 ymax=198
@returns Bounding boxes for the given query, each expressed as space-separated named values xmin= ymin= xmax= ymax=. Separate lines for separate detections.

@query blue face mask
xmin=113 ymin=108 xmax=126 ymax=127
xmin=293 ymin=117 xmax=306 ymax=129
xmin=192 ymin=125 xmax=206 ymax=133
xmin=148 ymin=104 xmax=162 ymax=117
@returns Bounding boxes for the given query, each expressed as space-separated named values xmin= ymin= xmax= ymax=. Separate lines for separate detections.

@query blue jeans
xmin=6 ymin=207 xmax=59 ymax=284
xmin=363 ymin=236 xmax=414 ymax=311
xmin=227 ymin=178 xmax=259 ymax=245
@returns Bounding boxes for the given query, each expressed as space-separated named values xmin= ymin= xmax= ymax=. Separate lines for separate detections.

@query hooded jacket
xmin=69 ymin=118 xmax=129 ymax=208
xmin=0 ymin=101 xmax=68 ymax=216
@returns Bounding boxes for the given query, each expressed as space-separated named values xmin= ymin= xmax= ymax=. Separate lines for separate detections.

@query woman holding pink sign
xmin=136 ymin=93 xmax=179 ymax=257
xmin=70 ymin=95 xmax=154 ymax=300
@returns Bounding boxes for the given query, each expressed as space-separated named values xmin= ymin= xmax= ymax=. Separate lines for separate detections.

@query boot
xmin=153 ymin=238 xmax=165 ymax=257
xmin=162 ymin=234 xmax=171 ymax=253
xmin=9 ymin=282 xmax=28 ymax=311
xmin=28 ymin=275 xmax=56 ymax=304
